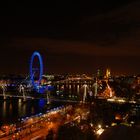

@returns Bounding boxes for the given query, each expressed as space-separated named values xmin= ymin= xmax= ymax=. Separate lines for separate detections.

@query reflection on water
xmin=77 ymin=85 xmax=80 ymax=93
xmin=2 ymin=101 xmax=6 ymax=117
xmin=31 ymin=106 xmax=35 ymax=114
xmin=39 ymin=98 xmax=46 ymax=108
xmin=18 ymin=99 xmax=22 ymax=116
xmin=0 ymin=98 xmax=63 ymax=125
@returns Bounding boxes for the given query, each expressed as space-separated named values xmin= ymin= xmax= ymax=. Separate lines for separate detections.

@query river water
xmin=0 ymin=97 xmax=63 ymax=125
xmin=0 ymin=88 xmax=138 ymax=127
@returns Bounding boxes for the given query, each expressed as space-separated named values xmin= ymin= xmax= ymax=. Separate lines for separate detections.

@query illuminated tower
xmin=106 ymin=68 xmax=111 ymax=79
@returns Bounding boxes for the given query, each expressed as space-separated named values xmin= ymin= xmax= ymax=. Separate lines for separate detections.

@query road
xmin=0 ymin=104 xmax=88 ymax=140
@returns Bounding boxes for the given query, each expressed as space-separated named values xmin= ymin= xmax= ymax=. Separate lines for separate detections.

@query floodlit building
xmin=106 ymin=68 xmax=111 ymax=79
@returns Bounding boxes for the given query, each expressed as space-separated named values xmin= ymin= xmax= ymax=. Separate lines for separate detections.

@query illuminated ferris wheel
xmin=30 ymin=51 xmax=43 ymax=89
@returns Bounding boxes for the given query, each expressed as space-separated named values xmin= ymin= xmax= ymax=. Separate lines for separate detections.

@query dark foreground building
xmin=99 ymin=125 xmax=140 ymax=140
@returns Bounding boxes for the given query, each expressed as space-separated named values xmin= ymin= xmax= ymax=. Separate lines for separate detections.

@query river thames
xmin=0 ymin=96 xmax=64 ymax=125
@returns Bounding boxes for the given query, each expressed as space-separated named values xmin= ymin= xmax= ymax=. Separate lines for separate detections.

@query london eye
xmin=30 ymin=51 xmax=43 ymax=91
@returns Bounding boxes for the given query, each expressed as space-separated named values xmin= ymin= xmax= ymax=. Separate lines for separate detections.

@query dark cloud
xmin=0 ymin=1 xmax=140 ymax=75
xmin=3 ymin=34 xmax=140 ymax=56
xmin=1 ymin=37 xmax=140 ymax=75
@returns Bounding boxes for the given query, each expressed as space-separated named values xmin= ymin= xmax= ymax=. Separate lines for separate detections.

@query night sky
xmin=0 ymin=1 xmax=140 ymax=75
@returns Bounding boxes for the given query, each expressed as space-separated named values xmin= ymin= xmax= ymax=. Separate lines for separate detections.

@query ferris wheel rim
xmin=30 ymin=51 xmax=43 ymax=87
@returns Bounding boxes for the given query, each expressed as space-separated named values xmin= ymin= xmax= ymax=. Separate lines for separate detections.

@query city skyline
xmin=0 ymin=1 xmax=140 ymax=75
